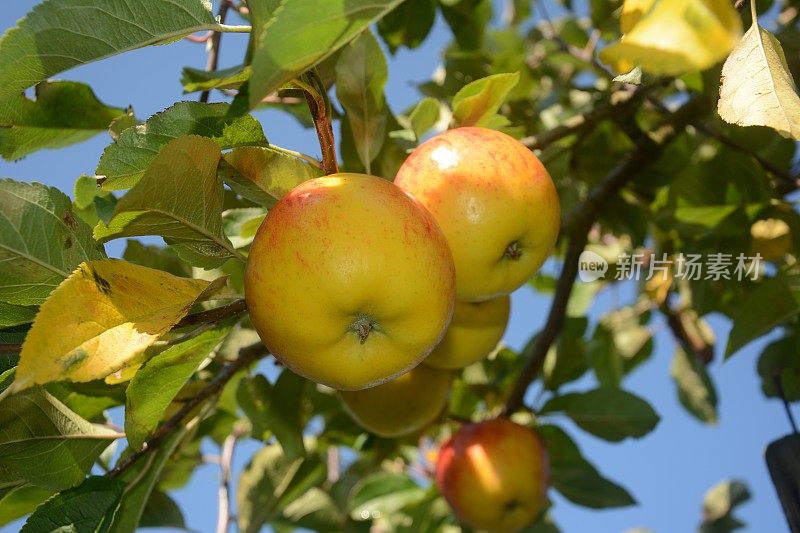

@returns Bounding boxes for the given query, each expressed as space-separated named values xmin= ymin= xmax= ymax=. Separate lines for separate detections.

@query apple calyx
xmin=350 ymin=314 xmax=378 ymax=344
xmin=503 ymin=240 xmax=523 ymax=260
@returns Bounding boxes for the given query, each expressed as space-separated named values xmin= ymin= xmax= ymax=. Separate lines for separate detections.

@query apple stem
xmin=504 ymin=241 xmax=523 ymax=260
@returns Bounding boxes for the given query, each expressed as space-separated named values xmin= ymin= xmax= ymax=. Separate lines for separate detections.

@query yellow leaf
xmin=621 ymin=0 xmax=657 ymax=34
xmin=5 ymin=259 xmax=221 ymax=395
xmin=718 ymin=4 xmax=800 ymax=140
xmin=601 ymin=0 xmax=742 ymax=75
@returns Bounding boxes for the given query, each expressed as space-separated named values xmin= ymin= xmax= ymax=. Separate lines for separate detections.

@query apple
xmin=338 ymin=364 xmax=454 ymax=438
xmin=244 ymin=173 xmax=456 ymax=390
xmin=423 ymin=295 xmax=510 ymax=370
xmin=394 ymin=127 xmax=560 ymax=302
xmin=436 ymin=418 xmax=549 ymax=532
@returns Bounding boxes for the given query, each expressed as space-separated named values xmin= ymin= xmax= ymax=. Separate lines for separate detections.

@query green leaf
xmin=138 ymin=490 xmax=185 ymax=529
xmin=125 ymin=324 xmax=232 ymax=450
xmin=726 ymin=275 xmax=800 ymax=358
xmin=0 ymin=0 xmax=218 ymax=102
xmin=377 ymin=0 xmax=436 ymax=53
xmin=0 ymin=81 xmax=125 ymax=161
xmin=440 ymin=0 xmax=492 ymax=51
xmin=0 ymin=485 xmax=53 ymax=526
xmin=758 ymin=335 xmax=800 ymax=401
xmin=542 ymin=318 xmax=589 ymax=390
xmin=73 ymin=175 xmax=117 ymax=228
xmin=538 ymin=425 xmax=636 ymax=509
xmin=122 ymin=240 xmax=191 ymax=278
xmin=96 ymin=102 xmax=267 ymax=190
xmin=237 ymin=372 xmax=306 ymax=461
xmin=0 ymin=369 xmax=118 ymax=490
xmin=110 ymin=413 xmax=202 ymax=533
xmin=94 ymin=135 xmax=241 ymax=267
xmin=275 ymin=488 xmax=347 ymax=531
xmin=671 ymin=347 xmax=718 ymax=424
xmin=541 ymin=387 xmax=660 ymax=442
xmin=0 ymin=301 xmax=36 ymax=327
xmin=336 ymin=30 xmax=388 ymax=173
xmin=237 ymin=443 xmax=326 ymax=533
xmin=700 ymin=479 xmax=751 ymax=532
xmin=452 ymin=72 xmax=520 ymax=127
xmin=405 ymin=97 xmax=441 ymax=140
xmin=348 ymin=473 xmax=426 ymax=521
xmin=247 ymin=0 xmax=403 ymax=108
xmin=0 ymin=179 xmax=106 ymax=306
xmin=181 ymin=64 xmax=252 ymax=94
xmin=221 ymin=146 xmax=324 ymax=208
xmin=21 ymin=476 xmax=123 ymax=533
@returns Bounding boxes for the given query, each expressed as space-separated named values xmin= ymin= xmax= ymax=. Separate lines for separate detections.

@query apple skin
xmin=436 ymin=418 xmax=549 ymax=533
xmin=338 ymin=364 xmax=454 ymax=438
xmin=394 ymin=127 xmax=560 ymax=302
xmin=423 ymin=295 xmax=510 ymax=370
xmin=244 ymin=173 xmax=456 ymax=390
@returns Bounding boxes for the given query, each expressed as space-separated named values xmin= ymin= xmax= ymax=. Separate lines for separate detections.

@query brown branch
xmin=199 ymin=1 xmax=232 ymax=103
xmin=521 ymin=83 xmax=661 ymax=150
xmin=662 ymin=305 xmax=714 ymax=365
xmin=176 ymin=299 xmax=247 ymax=328
xmin=297 ymin=72 xmax=339 ymax=175
xmin=502 ymin=96 xmax=709 ymax=416
xmin=109 ymin=341 xmax=268 ymax=477
xmin=0 ymin=344 xmax=20 ymax=353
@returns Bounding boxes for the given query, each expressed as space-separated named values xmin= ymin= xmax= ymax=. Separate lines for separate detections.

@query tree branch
xmin=296 ymin=72 xmax=339 ymax=175
xmin=521 ymin=83 xmax=661 ymax=150
xmin=661 ymin=304 xmax=714 ymax=365
xmin=176 ymin=299 xmax=247 ymax=329
xmin=108 ymin=342 xmax=268 ymax=477
xmin=502 ymin=96 xmax=709 ymax=416
xmin=200 ymin=1 xmax=232 ymax=103
xmin=216 ymin=433 xmax=237 ymax=533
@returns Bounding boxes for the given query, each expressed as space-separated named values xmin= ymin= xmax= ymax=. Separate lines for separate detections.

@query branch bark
xmin=200 ymin=1 xmax=232 ymax=103
xmin=108 ymin=341 xmax=268 ymax=477
xmin=502 ymin=96 xmax=709 ymax=416
xmin=216 ymin=433 xmax=237 ymax=533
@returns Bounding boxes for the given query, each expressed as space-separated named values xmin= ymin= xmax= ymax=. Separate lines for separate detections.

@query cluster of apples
xmin=244 ymin=126 xmax=559 ymax=532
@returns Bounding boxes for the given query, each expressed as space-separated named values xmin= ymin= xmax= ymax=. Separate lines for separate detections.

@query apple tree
xmin=0 ymin=0 xmax=799 ymax=531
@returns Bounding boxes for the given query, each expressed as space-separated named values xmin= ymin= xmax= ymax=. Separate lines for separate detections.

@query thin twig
xmin=200 ymin=1 xmax=232 ymax=103
xmin=327 ymin=447 xmax=340 ymax=484
xmin=521 ymin=83 xmax=660 ymax=150
xmin=0 ymin=344 xmax=20 ymax=353
xmin=109 ymin=342 xmax=268 ymax=477
xmin=502 ymin=96 xmax=708 ymax=416
xmin=773 ymin=375 xmax=800 ymax=435
xmin=176 ymin=299 xmax=247 ymax=328
xmin=296 ymin=72 xmax=339 ymax=175
xmin=216 ymin=434 xmax=237 ymax=533
xmin=661 ymin=304 xmax=714 ymax=365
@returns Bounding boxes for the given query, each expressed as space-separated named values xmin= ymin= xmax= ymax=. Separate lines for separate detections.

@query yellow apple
xmin=244 ymin=173 xmax=455 ymax=390
xmin=394 ymin=127 xmax=560 ymax=302
xmin=423 ymin=296 xmax=510 ymax=370
xmin=338 ymin=364 xmax=454 ymax=438
xmin=436 ymin=418 xmax=549 ymax=532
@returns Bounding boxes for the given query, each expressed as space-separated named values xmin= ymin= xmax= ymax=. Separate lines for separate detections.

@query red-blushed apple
xmin=338 ymin=364 xmax=454 ymax=438
xmin=244 ymin=173 xmax=455 ymax=390
xmin=394 ymin=127 xmax=560 ymax=302
xmin=423 ymin=295 xmax=510 ymax=370
xmin=436 ymin=418 xmax=549 ymax=532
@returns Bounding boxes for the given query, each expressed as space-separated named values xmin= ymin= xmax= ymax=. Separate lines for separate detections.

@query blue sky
xmin=0 ymin=1 xmax=793 ymax=532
